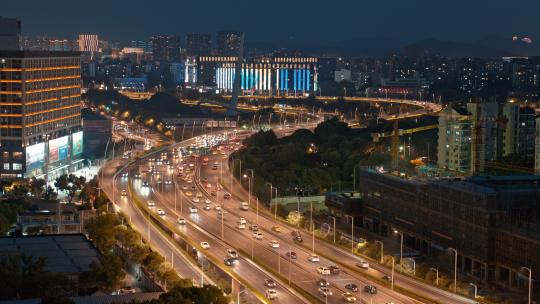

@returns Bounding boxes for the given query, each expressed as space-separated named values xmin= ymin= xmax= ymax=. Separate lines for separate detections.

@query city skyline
xmin=3 ymin=0 xmax=540 ymax=49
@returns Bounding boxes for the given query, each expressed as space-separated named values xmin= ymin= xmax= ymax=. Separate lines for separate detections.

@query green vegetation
xmin=143 ymin=285 xmax=229 ymax=304
xmin=234 ymin=117 xmax=393 ymax=203
xmin=0 ymin=253 xmax=74 ymax=300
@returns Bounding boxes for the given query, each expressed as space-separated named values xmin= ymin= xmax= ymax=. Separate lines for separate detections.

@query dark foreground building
xmin=347 ymin=168 xmax=539 ymax=289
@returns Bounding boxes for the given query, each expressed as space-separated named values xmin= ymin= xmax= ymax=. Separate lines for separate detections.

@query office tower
xmin=130 ymin=40 xmax=152 ymax=53
xmin=184 ymin=57 xmax=197 ymax=86
xmin=170 ymin=62 xmax=185 ymax=85
xmin=0 ymin=17 xmax=21 ymax=50
xmin=0 ymin=51 xmax=82 ymax=179
xmin=78 ymin=34 xmax=99 ymax=52
xmin=151 ymin=35 xmax=180 ymax=63
xmin=185 ymin=33 xmax=211 ymax=56
xmin=217 ymin=31 xmax=242 ymax=56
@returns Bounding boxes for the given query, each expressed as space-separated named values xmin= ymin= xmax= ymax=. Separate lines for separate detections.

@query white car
xmin=265 ymin=289 xmax=278 ymax=300
xmin=269 ymin=240 xmax=280 ymax=248
xmin=226 ymin=249 xmax=238 ymax=259
xmin=177 ymin=218 xmax=186 ymax=225
xmin=200 ymin=241 xmax=210 ymax=249
xmin=196 ymin=192 xmax=203 ymax=198
xmin=147 ymin=200 xmax=156 ymax=208
xmin=203 ymin=204 xmax=211 ymax=211
xmin=356 ymin=260 xmax=370 ymax=269
xmin=236 ymin=223 xmax=246 ymax=229
xmin=238 ymin=218 xmax=247 ymax=225
xmin=215 ymin=205 xmax=222 ymax=211
xmin=204 ymin=199 xmax=212 ymax=204
xmin=164 ymin=179 xmax=172 ymax=185
xmin=192 ymin=197 xmax=200 ymax=203
xmin=189 ymin=207 xmax=198 ymax=214
xmin=317 ymin=266 xmax=331 ymax=275
xmin=121 ymin=172 xmax=129 ymax=177
xmin=157 ymin=209 xmax=165 ymax=216
xmin=308 ymin=254 xmax=320 ymax=263
xmin=318 ymin=287 xmax=333 ymax=297
xmin=253 ymin=232 xmax=263 ymax=240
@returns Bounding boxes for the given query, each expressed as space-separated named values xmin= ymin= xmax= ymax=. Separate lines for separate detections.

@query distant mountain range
xmin=248 ymin=35 xmax=540 ymax=58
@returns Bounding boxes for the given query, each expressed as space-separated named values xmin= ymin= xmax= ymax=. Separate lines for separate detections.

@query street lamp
xmin=345 ymin=214 xmax=354 ymax=253
xmin=393 ymin=229 xmax=404 ymax=271
xmin=469 ymin=283 xmax=478 ymax=299
xmin=375 ymin=240 xmax=384 ymax=264
xmin=390 ymin=256 xmax=395 ymax=290
xmin=430 ymin=267 xmax=439 ymax=286
xmin=449 ymin=247 xmax=458 ymax=293
xmin=329 ymin=215 xmax=336 ymax=243
xmin=237 ymin=289 xmax=248 ymax=304
xmin=521 ymin=266 xmax=532 ymax=304
xmin=310 ymin=202 xmax=315 ymax=254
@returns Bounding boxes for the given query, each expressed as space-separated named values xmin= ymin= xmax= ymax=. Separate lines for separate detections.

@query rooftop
xmin=0 ymin=234 xmax=100 ymax=273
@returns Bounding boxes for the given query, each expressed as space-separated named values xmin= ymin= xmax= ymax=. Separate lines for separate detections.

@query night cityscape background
xmin=0 ymin=1 xmax=539 ymax=304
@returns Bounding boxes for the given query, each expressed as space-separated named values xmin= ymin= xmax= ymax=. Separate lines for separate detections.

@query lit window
xmin=12 ymin=163 xmax=22 ymax=170
xmin=3 ymin=163 xmax=9 ymax=170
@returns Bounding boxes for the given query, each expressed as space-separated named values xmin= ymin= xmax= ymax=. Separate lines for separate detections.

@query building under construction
xmin=354 ymin=167 xmax=539 ymax=290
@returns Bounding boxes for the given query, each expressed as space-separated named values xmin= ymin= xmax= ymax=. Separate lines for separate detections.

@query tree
xmin=54 ymin=174 xmax=86 ymax=203
xmin=150 ymin=285 xmax=229 ymax=304
xmin=85 ymin=213 xmax=120 ymax=252
xmin=143 ymin=251 xmax=165 ymax=275
xmin=29 ymin=178 xmax=46 ymax=198
xmin=87 ymin=254 xmax=125 ymax=293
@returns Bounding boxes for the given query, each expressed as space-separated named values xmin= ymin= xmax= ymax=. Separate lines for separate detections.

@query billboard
xmin=25 ymin=143 xmax=45 ymax=171
xmin=72 ymin=131 xmax=83 ymax=155
xmin=49 ymin=136 xmax=69 ymax=163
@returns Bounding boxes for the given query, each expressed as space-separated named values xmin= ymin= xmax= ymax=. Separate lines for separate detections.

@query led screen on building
xmin=49 ymin=136 xmax=69 ymax=163
xmin=25 ymin=143 xmax=45 ymax=171
xmin=72 ymin=131 xmax=83 ymax=155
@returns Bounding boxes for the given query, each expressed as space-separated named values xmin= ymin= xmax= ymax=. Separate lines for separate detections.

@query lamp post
xmin=273 ymin=187 xmax=278 ymax=220
xmin=310 ymin=202 xmax=315 ymax=254
xmin=345 ymin=214 xmax=354 ymax=253
xmin=329 ymin=216 xmax=336 ymax=243
xmin=469 ymin=283 xmax=478 ymax=299
xmin=430 ymin=267 xmax=439 ymax=286
xmin=375 ymin=240 xmax=384 ymax=264
xmin=233 ymin=158 xmax=242 ymax=185
xmin=449 ymin=247 xmax=458 ymax=293
xmin=243 ymin=174 xmax=251 ymax=207
xmin=394 ymin=229 xmax=404 ymax=271
xmin=390 ymin=256 xmax=395 ymax=290
xmin=237 ymin=289 xmax=248 ymax=304
xmin=521 ymin=267 xmax=532 ymax=304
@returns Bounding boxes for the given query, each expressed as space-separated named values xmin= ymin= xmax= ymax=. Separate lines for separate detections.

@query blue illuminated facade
xmin=198 ymin=56 xmax=318 ymax=95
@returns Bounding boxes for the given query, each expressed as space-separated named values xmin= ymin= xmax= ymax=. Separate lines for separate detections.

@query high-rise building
xmin=151 ymin=35 xmax=180 ymax=63
xmin=217 ymin=31 xmax=242 ymax=56
xmin=130 ymin=40 xmax=152 ymax=53
xmin=437 ymin=105 xmax=472 ymax=174
xmin=77 ymin=34 xmax=99 ymax=52
xmin=518 ymin=106 xmax=536 ymax=161
xmin=184 ymin=57 xmax=197 ymax=86
xmin=170 ymin=62 xmax=185 ymax=85
xmin=0 ymin=51 xmax=83 ymax=179
xmin=0 ymin=17 xmax=21 ymax=50
xmin=185 ymin=33 xmax=211 ymax=56
xmin=535 ymin=116 xmax=540 ymax=175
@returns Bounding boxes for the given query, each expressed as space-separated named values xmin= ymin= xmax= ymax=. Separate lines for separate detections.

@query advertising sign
xmin=49 ymin=136 xmax=69 ymax=163
xmin=72 ymin=131 xmax=83 ymax=155
xmin=25 ymin=143 xmax=45 ymax=171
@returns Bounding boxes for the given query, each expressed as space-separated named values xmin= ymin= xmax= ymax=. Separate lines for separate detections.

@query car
xmin=157 ymin=209 xmax=165 ymax=216
xmin=318 ymin=287 xmax=333 ymax=297
xmin=226 ymin=249 xmax=238 ymax=259
xmin=186 ymin=179 xmax=193 ymax=184
xmin=224 ymin=258 xmax=236 ymax=266
xmin=308 ymin=254 xmax=320 ymax=263
xmin=189 ymin=207 xmax=197 ymax=214
xmin=238 ymin=218 xmax=246 ymax=225
xmin=196 ymin=192 xmax=203 ymax=198
xmin=345 ymin=283 xmax=359 ymax=292
xmin=206 ymin=183 xmax=212 ymax=188
xmin=269 ymin=240 xmax=279 ymax=248
xmin=264 ymin=278 xmax=276 ymax=288
xmin=271 ymin=226 xmax=282 ymax=233
xmin=382 ymin=275 xmax=391 ymax=282
xmin=329 ymin=265 xmax=341 ymax=275
xmin=147 ymin=200 xmax=156 ymax=207
xmin=121 ymin=190 xmax=128 ymax=196
xmin=134 ymin=173 xmax=141 ymax=179
xmin=185 ymin=191 xmax=193 ymax=197
xmin=204 ymin=199 xmax=212 ymax=204
xmin=355 ymin=260 xmax=370 ymax=269
xmin=118 ymin=286 xmax=136 ymax=294
xmin=182 ymin=185 xmax=188 ymax=190
xmin=177 ymin=218 xmax=186 ymax=225
xmin=203 ymin=204 xmax=211 ymax=211
xmin=286 ymin=251 xmax=297 ymax=259
xmin=223 ymin=193 xmax=231 ymax=199
xmin=236 ymin=223 xmax=246 ymax=229
xmin=364 ymin=285 xmax=377 ymax=295
xmin=249 ymin=224 xmax=258 ymax=231
xmin=240 ymin=202 xmax=249 ymax=211
xmin=342 ymin=292 xmax=357 ymax=303
xmin=253 ymin=232 xmax=263 ymax=239
xmin=214 ymin=205 xmax=222 ymax=211
xmin=317 ymin=266 xmax=331 ymax=275
xmin=142 ymin=181 xmax=149 ymax=187
xmin=121 ymin=172 xmax=129 ymax=177
xmin=318 ymin=278 xmax=330 ymax=287
xmin=265 ymin=289 xmax=278 ymax=300
xmin=202 ymin=177 xmax=208 ymax=182
xmin=165 ymin=179 xmax=172 ymax=185
xmin=200 ymin=241 xmax=210 ymax=249
xmin=190 ymin=185 xmax=196 ymax=190
xmin=192 ymin=197 xmax=200 ymax=203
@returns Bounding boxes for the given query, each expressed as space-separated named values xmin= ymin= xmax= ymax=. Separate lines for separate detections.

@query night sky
xmin=3 ymin=0 xmax=540 ymax=48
